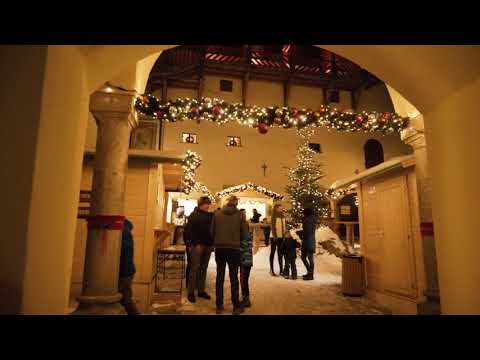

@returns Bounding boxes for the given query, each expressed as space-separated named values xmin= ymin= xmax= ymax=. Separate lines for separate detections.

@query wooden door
xmin=361 ymin=182 xmax=384 ymax=291
xmin=361 ymin=173 xmax=417 ymax=298
xmin=378 ymin=175 xmax=417 ymax=298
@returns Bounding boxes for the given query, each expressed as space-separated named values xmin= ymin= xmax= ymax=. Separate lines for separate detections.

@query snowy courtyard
xmin=151 ymin=246 xmax=389 ymax=315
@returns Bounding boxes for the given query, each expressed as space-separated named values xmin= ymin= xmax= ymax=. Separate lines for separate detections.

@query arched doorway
xmin=6 ymin=45 xmax=480 ymax=314
xmin=84 ymin=45 xmax=480 ymax=314
xmin=364 ymin=139 xmax=384 ymax=169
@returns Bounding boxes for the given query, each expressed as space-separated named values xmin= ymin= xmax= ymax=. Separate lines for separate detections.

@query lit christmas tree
xmin=285 ymin=126 xmax=329 ymax=227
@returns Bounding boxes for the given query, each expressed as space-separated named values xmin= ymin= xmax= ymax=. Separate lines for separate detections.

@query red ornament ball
xmin=212 ymin=105 xmax=222 ymax=115
xmin=362 ymin=123 xmax=370 ymax=130
xmin=382 ymin=112 xmax=390 ymax=118
xmin=258 ymin=123 xmax=269 ymax=134
xmin=191 ymin=107 xmax=199 ymax=115
xmin=355 ymin=114 xmax=364 ymax=123
xmin=319 ymin=106 xmax=327 ymax=113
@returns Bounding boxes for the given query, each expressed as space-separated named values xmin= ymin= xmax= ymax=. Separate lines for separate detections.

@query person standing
xmin=183 ymin=207 xmax=195 ymax=289
xmin=184 ymin=197 xmax=214 ymax=303
xmin=260 ymin=217 xmax=271 ymax=247
xmin=251 ymin=209 xmax=261 ymax=223
xmin=282 ymin=230 xmax=298 ymax=280
xmin=239 ymin=210 xmax=253 ymax=308
xmin=211 ymin=196 xmax=246 ymax=315
xmin=119 ymin=218 xmax=140 ymax=315
xmin=301 ymin=208 xmax=316 ymax=280
xmin=270 ymin=204 xmax=287 ymax=276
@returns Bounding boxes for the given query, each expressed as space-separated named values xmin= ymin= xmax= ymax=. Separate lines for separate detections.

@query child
xmin=282 ymin=229 xmax=299 ymax=280
xmin=240 ymin=210 xmax=253 ymax=307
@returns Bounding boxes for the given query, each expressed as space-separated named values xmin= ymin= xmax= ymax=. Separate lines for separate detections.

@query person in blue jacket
xmin=300 ymin=208 xmax=316 ymax=281
xmin=119 ymin=218 xmax=140 ymax=314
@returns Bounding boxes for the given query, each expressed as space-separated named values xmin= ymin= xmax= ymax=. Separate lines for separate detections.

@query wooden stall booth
xmin=71 ymin=149 xmax=182 ymax=313
xmin=216 ymin=183 xmax=283 ymax=253
xmin=330 ymin=155 xmax=428 ymax=314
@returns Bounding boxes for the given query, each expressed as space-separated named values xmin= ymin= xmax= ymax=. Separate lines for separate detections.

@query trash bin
xmin=342 ymin=254 xmax=365 ymax=296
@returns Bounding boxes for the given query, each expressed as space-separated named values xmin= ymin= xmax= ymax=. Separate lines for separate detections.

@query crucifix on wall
xmin=261 ymin=162 xmax=268 ymax=177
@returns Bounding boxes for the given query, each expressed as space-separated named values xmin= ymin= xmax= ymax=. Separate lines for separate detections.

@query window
xmin=309 ymin=143 xmax=322 ymax=153
xmin=364 ymin=139 xmax=384 ymax=169
xmin=220 ymin=79 xmax=233 ymax=92
xmin=227 ymin=136 xmax=242 ymax=147
xmin=182 ymin=132 xmax=198 ymax=144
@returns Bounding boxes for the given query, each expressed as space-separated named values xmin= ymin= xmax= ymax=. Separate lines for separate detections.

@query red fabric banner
xmin=420 ymin=222 xmax=434 ymax=236
xmin=87 ymin=215 xmax=125 ymax=255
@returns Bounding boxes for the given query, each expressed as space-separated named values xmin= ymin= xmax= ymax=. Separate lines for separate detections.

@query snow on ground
xmin=151 ymin=245 xmax=388 ymax=315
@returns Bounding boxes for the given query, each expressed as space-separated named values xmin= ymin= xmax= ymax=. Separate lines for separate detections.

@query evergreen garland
xmin=135 ymin=95 xmax=409 ymax=134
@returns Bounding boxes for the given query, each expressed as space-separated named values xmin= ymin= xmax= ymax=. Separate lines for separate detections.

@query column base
xmin=417 ymin=299 xmax=441 ymax=315
xmin=72 ymin=301 xmax=126 ymax=315
xmin=424 ymin=288 xmax=440 ymax=301
xmin=72 ymin=293 xmax=125 ymax=315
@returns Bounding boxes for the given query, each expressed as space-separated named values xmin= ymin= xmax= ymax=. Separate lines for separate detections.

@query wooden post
xmin=198 ymin=76 xmax=204 ymax=99
xmin=283 ymin=80 xmax=290 ymax=107
xmin=242 ymin=45 xmax=251 ymax=106
xmin=323 ymin=88 xmax=328 ymax=106
xmin=161 ymin=78 xmax=167 ymax=104
xmin=242 ymin=72 xmax=249 ymax=106
xmin=350 ymin=89 xmax=362 ymax=111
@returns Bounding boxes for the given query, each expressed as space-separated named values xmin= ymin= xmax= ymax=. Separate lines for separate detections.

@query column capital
xmin=401 ymin=126 xmax=427 ymax=150
xmin=89 ymin=84 xmax=138 ymax=129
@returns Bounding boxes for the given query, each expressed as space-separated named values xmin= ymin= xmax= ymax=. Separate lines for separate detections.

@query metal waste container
xmin=342 ymin=254 xmax=365 ymax=296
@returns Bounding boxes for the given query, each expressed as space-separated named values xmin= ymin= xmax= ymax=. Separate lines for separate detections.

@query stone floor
xmin=150 ymin=247 xmax=389 ymax=315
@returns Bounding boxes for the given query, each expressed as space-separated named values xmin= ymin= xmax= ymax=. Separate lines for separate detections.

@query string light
xmin=135 ymin=95 xmax=409 ymax=134
xmin=181 ymin=151 xmax=215 ymax=201
xmin=215 ymin=182 xmax=284 ymax=201
xmin=325 ymin=184 xmax=357 ymax=201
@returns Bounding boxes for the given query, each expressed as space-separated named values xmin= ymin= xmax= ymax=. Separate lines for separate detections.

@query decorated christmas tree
xmin=285 ymin=126 xmax=329 ymax=227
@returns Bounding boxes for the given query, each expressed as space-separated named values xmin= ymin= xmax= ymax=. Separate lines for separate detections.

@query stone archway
xmin=82 ymin=45 xmax=480 ymax=314
xmin=5 ymin=45 xmax=478 ymax=314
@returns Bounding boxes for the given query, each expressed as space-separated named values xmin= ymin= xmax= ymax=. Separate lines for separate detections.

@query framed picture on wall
xmin=227 ymin=136 xmax=242 ymax=147
xmin=130 ymin=119 xmax=160 ymax=150
xmin=182 ymin=132 xmax=198 ymax=144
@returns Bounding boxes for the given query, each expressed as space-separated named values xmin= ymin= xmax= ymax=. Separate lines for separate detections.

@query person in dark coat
xmin=211 ymin=196 xmax=247 ymax=315
xmin=300 ymin=208 xmax=316 ymax=280
xmin=270 ymin=204 xmax=286 ymax=276
xmin=282 ymin=229 xmax=298 ymax=280
xmin=239 ymin=210 xmax=253 ymax=308
xmin=260 ymin=217 xmax=271 ymax=246
xmin=119 ymin=218 xmax=140 ymax=315
xmin=250 ymin=209 xmax=261 ymax=223
xmin=184 ymin=197 xmax=214 ymax=303
xmin=183 ymin=207 xmax=195 ymax=289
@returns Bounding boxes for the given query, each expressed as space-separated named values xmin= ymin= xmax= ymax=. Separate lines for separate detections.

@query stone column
xmin=74 ymin=85 xmax=138 ymax=315
xmin=401 ymin=120 xmax=440 ymax=300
